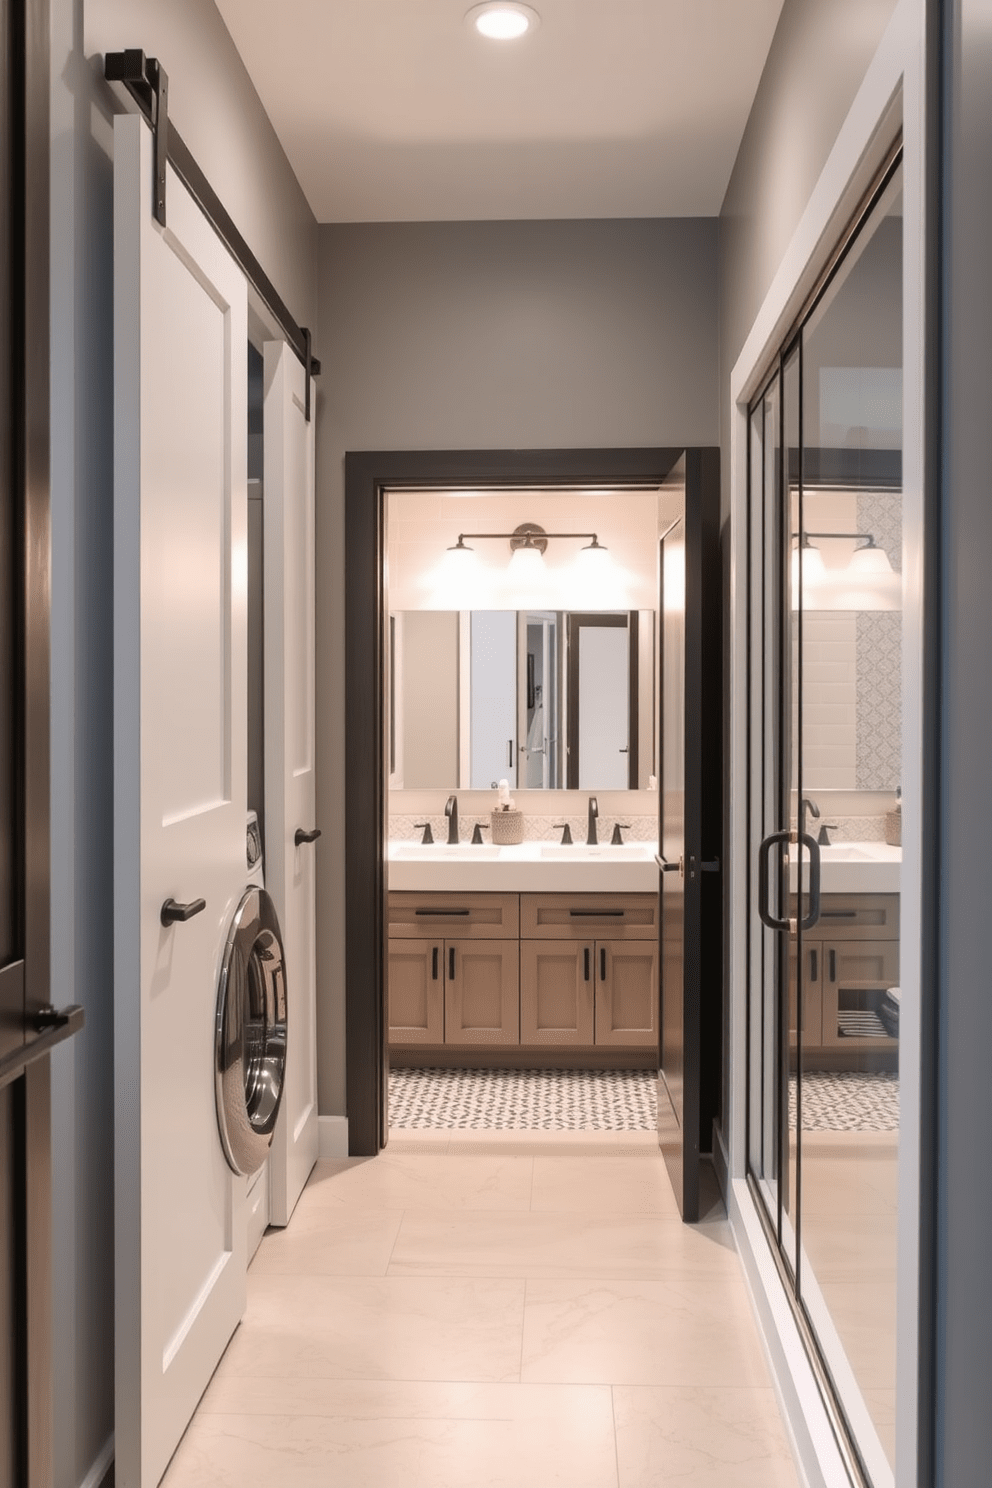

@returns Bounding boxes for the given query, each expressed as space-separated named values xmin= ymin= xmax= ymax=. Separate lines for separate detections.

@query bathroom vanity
xmin=388 ymin=888 xmax=659 ymax=1065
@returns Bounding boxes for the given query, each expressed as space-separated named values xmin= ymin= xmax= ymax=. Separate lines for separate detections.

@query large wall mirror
xmin=389 ymin=607 xmax=656 ymax=791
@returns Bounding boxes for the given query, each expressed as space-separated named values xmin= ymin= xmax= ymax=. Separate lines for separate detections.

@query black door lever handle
xmin=161 ymin=897 xmax=206 ymax=927
xmin=295 ymin=827 xmax=322 ymax=846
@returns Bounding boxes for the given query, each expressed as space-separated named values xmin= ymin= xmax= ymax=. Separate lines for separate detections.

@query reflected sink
xmin=390 ymin=843 xmax=502 ymax=861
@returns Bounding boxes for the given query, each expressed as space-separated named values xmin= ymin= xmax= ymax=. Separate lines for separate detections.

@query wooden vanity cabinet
xmin=520 ymin=894 xmax=659 ymax=1050
xmin=387 ymin=893 xmax=519 ymax=1048
xmin=389 ymin=890 xmax=660 ymax=1055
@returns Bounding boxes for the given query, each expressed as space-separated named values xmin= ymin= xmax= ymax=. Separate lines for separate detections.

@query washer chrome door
xmin=216 ymin=887 xmax=288 ymax=1177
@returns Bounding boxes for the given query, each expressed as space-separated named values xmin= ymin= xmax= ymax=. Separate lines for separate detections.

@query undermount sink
xmin=390 ymin=843 xmax=502 ymax=860
xmin=788 ymin=840 xmax=901 ymax=893
xmin=538 ymin=843 xmax=654 ymax=861
xmin=387 ymin=838 xmax=660 ymax=892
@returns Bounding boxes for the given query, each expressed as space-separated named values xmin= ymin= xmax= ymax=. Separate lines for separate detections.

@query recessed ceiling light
xmin=466 ymin=3 xmax=540 ymax=41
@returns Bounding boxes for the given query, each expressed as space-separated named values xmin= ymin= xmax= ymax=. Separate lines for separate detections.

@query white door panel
xmin=114 ymin=115 xmax=248 ymax=1487
xmin=264 ymin=340 xmax=318 ymax=1225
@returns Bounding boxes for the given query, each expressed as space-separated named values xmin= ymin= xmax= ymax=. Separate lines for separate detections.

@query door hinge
xmin=105 ymin=50 xmax=169 ymax=228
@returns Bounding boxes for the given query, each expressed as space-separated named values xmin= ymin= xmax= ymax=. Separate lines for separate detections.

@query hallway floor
xmin=162 ymin=1130 xmax=801 ymax=1487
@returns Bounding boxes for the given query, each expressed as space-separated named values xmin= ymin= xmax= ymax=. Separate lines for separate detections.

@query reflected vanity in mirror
xmin=388 ymin=607 xmax=656 ymax=791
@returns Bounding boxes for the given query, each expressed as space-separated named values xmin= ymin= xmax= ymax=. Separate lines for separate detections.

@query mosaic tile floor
xmin=389 ymin=1067 xmax=658 ymax=1132
xmin=789 ymin=1070 xmax=900 ymax=1132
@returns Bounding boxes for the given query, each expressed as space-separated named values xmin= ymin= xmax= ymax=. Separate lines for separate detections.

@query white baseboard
xmin=79 ymin=1434 xmax=114 ymax=1488
xmin=317 ymin=1114 xmax=349 ymax=1159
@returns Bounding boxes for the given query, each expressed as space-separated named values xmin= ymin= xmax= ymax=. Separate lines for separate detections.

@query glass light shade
xmin=504 ymin=544 xmax=547 ymax=605
xmin=791 ymin=542 xmax=826 ymax=594
xmin=473 ymin=5 xmax=533 ymax=39
xmin=430 ymin=542 xmax=480 ymax=608
xmin=847 ymin=542 xmax=894 ymax=575
xmin=575 ymin=542 xmax=611 ymax=581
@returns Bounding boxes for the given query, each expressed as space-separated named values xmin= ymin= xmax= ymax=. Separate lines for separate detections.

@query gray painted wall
xmin=314 ymin=218 xmax=720 ymax=1113
xmin=937 ymin=3 xmax=992 ymax=1480
xmin=49 ymin=4 xmax=316 ymax=1484
xmin=718 ymin=0 xmax=901 ymax=440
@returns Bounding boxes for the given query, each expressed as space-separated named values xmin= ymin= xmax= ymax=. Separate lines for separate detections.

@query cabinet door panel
xmin=445 ymin=940 xmax=519 ymax=1045
xmin=820 ymin=938 xmax=900 ymax=1049
xmin=788 ymin=940 xmax=823 ymax=1049
xmin=520 ymin=941 xmax=594 ymax=1045
xmin=388 ymin=942 xmax=444 ymax=1045
xmin=595 ymin=940 xmax=658 ymax=1047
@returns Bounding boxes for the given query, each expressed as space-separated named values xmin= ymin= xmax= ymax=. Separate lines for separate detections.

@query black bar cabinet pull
xmin=160 ymin=897 xmax=206 ymax=927
xmin=583 ymin=947 xmax=590 ymax=982
xmin=415 ymin=908 xmax=471 ymax=917
xmin=432 ymin=947 xmax=439 ymax=981
xmin=508 ymin=739 xmax=514 ymax=766
xmin=295 ymin=826 xmax=322 ymax=846
xmin=829 ymin=949 xmax=837 ymax=982
xmin=820 ymin=910 xmax=857 ymax=919
xmin=600 ymin=947 xmax=607 ymax=981
xmin=449 ymin=947 xmax=456 ymax=981
xmin=810 ymin=948 xmax=818 ymax=982
xmin=570 ymin=909 xmax=624 ymax=917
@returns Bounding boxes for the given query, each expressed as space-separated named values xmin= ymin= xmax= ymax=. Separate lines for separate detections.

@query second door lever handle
xmin=295 ymin=827 xmax=322 ymax=846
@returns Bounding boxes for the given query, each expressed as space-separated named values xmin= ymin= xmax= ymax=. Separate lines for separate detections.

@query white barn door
xmin=113 ymin=116 xmax=249 ymax=1486
xmin=263 ymin=340 xmax=319 ymax=1225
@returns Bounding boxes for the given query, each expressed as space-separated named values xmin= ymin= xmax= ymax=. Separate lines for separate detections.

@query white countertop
xmin=388 ymin=839 xmax=660 ymax=893
xmin=788 ymin=840 xmax=901 ymax=895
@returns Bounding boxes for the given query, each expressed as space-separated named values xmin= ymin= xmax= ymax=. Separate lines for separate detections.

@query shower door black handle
xmin=757 ymin=831 xmax=793 ymax=931
xmin=799 ymin=834 xmax=821 ymax=931
xmin=758 ymin=831 xmax=820 ymax=932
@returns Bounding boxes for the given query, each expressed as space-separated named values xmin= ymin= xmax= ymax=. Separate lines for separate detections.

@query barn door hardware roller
xmin=104 ymin=49 xmax=321 ymax=419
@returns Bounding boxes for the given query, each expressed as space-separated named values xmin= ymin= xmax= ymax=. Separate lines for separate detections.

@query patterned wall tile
xmin=856 ymin=611 xmax=902 ymax=789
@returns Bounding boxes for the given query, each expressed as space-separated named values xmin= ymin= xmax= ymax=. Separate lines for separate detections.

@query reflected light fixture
xmin=467 ymin=2 xmax=540 ymax=40
xmin=846 ymin=535 xmax=895 ymax=575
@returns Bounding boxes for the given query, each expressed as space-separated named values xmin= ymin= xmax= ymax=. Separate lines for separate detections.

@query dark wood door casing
xmin=345 ymin=448 xmax=722 ymax=1160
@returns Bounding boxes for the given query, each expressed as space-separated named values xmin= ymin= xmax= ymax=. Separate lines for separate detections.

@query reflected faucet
xmin=444 ymin=794 xmax=459 ymax=845
xmin=587 ymin=796 xmax=598 ymax=845
xmin=800 ymin=797 xmax=820 ymax=836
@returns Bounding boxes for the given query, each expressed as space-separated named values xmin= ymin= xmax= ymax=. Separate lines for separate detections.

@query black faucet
xmin=414 ymin=821 xmax=434 ymax=845
xmin=611 ymin=822 xmax=631 ymax=846
xmin=587 ymin=796 xmax=598 ymax=845
xmin=817 ymin=821 xmax=839 ymax=846
xmin=444 ymin=794 xmax=459 ymax=845
xmin=554 ymin=823 xmax=573 ymax=845
xmin=800 ymin=797 xmax=820 ymax=835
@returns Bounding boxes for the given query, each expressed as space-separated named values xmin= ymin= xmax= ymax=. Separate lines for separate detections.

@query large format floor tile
xmin=520 ymin=1277 xmax=771 ymax=1387
xmin=220 ymin=1273 xmax=527 ymax=1383
xmin=303 ymin=1154 xmax=534 ymax=1212
xmin=389 ymin=1208 xmax=737 ymax=1279
xmin=613 ymin=1385 xmax=800 ymax=1488
xmin=163 ymin=1383 xmax=621 ymax=1488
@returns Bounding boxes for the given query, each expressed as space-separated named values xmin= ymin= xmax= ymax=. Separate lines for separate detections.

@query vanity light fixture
xmin=449 ymin=522 xmax=609 ymax=559
xmin=466 ymin=2 xmax=540 ymax=40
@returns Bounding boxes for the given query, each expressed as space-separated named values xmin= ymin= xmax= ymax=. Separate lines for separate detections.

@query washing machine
xmin=215 ymin=810 xmax=287 ymax=1260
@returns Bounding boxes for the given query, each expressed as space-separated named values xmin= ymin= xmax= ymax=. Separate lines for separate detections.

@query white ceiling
xmin=215 ymin=0 xmax=785 ymax=223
